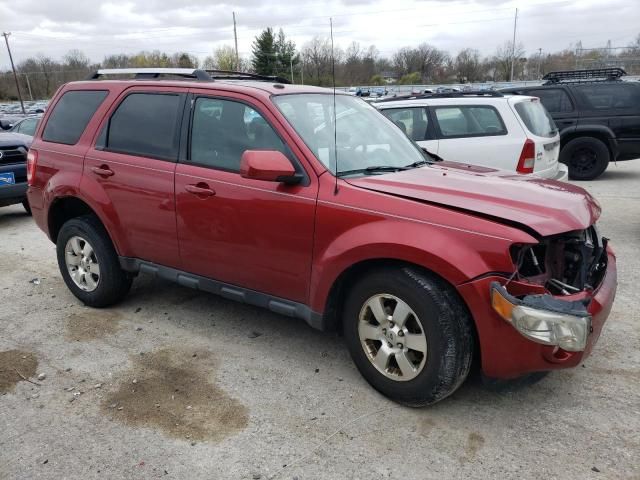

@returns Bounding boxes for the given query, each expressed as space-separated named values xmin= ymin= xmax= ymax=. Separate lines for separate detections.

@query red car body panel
xmin=27 ymin=79 xmax=617 ymax=381
xmin=349 ymin=161 xmax=602 ymax=237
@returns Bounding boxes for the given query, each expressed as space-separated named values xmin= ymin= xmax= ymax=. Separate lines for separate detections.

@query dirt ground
xmin=1 ymin=162 xmax=639 ymax=480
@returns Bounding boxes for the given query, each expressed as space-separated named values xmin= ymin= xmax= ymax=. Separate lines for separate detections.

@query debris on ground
xmin=29 ymin=278 xmax=40 ymax=285
xmin=248 ymin=331 xmax=262 ymax=339
xmin=37 ymin=373 xmax=46 ymax=381
xmin=0 ymin=350 xmax=38 ymax=393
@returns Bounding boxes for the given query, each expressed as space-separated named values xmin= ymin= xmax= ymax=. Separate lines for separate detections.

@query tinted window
xmin=380 ymin=107 xmax=430 ymax=141
xmin=434 ymin=106 xmax=506 ymax=137
xmin=528 ymin=89 xmax=573 ymax=113
xmin=574 ymin=83 xmax=640 ymax=110
xmin=105 ymin=93 xmax=181 ymax=160
xmin=42 ymin=90 xmax=107 ymax=145
xmin=514 ymin=99 xmax=557 ymax=138
xmin=190 ymin=97 xmax=287 ymax=171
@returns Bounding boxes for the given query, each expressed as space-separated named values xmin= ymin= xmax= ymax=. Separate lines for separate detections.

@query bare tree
xmin=454 ymin=48 xmax=483 ymax=82
xmin=493 ymin=41 xmax=525 ymax=81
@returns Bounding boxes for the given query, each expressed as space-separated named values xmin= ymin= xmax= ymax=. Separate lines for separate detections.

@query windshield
xmin=514 ymin=98 xmax=557 ymax=138
xmin=273 ymin=94 xmax=428 ymax=175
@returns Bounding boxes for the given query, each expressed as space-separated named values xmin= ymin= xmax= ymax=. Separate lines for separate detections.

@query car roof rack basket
xmin=204 ymin=69 xmax=291 ymax=84
xmin=87 ymin=68 xmax=213 ymax=81
xmin=374 ymin=90 xmax=504 ymax=103
xmin=543 ymin=68 xmax=627 ymax=84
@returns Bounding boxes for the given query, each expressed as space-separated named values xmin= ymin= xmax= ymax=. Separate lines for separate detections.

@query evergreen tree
xmin=274 ymin=29 xmax=299 ymax=82
xmin=252 ymin=28 xmax=277 ymax=75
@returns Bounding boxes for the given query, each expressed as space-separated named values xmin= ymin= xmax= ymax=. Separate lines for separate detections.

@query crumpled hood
xmin=347 ymin=162 xmax=601 ymax=237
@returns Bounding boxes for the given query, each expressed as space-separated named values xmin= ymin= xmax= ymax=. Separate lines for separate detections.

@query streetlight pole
xmin=2 ymin=32 xmax=26 ymax=114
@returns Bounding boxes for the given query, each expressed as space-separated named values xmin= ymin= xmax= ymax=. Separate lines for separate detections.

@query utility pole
xmin=2 ymin=32 xmax=26 ymax=114
xmin=232 ymin=12 xmax=239 ymax=71
xmin=290 ymin=57 xmax=294 ymax=83
xmin=24 ymin=73 xmax=33 ymax=100
xmin=536 ymin=48 xmax=542 ymax=79
xmin=509 ymin=8 xmax=518 ymax=82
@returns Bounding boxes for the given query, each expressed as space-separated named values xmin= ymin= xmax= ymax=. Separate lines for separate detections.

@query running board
xmin=118 ymin=257 xmax=324 ymax=330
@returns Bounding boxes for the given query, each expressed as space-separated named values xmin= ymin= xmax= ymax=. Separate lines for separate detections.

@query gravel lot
xmin=1 ymin=162 xmax=639 ymax=480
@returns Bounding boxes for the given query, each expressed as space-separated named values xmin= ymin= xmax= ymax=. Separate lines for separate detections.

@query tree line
xmin=1 ymin=30 xmax=639 ymax=100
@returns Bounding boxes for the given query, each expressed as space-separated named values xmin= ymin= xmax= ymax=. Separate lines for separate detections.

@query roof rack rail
xmin=543 ymin=68 xmax=626 ymax=84
xmin=86 ymin=68 xmax=212 ymax=81
xmin=374 ymin=90 xmax=503 ymax=103
xmin=204 ymin=69 xmax=291 ymax=84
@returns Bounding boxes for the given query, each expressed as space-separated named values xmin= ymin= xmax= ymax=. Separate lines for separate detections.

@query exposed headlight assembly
xmin=491 ymin=282 xmax=591 ymax=352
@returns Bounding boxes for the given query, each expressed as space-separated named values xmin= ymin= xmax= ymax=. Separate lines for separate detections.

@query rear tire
xmin=561 ymin=137 xmax=610 ymax=180
xmin=343 ymin=267 xmax=474 ymax=406
xmin=56 ymin=215 xmax=132 ymax=307
xmin=22 ymin=199 xmax=31 ymax=215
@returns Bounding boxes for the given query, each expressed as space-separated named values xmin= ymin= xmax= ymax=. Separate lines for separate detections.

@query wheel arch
xmin=560 ymin=128 xmax=616 ymax=159
xmin=47 ymin=196 xmax=125 ymax=255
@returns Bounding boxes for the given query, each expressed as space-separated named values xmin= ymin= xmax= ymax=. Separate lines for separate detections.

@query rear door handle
xmin=91 ymin=165 xmax=114 ymax=177
xmin=185 ymin=183 xmax=216 ymax=197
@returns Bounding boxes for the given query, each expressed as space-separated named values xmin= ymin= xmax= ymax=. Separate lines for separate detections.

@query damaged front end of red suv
xmin=460 ymin=225 xmax=616 ymax=379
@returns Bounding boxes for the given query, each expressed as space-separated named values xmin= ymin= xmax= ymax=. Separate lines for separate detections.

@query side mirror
xmin=0 ymin=120 xmax=12 ymax=130
xmin=240 ymin=150 xmax=300 ymax=184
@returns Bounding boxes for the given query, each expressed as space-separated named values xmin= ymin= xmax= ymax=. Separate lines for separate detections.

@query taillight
xmin=517 ymin=139 xmax=535 ymax=174
xmin=27 ymin=149 xmax=38 ymax=186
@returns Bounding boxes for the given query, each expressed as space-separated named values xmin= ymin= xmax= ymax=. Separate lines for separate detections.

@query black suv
xmin=502 ymin=68 xmax=640 ymax=180
xmin=0 ymin=131 xmax=32 ymax=213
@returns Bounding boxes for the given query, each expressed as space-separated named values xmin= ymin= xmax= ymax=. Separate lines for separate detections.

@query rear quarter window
xmin=574 ymin=83 xmax=640 ymax=110
xmin=42 ymin=90 xmax=108 ymax=145
xmin=514 ymin=99 xmax=557 ymax=138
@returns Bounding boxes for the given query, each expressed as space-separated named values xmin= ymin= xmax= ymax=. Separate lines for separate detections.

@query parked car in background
xmin=27 ymin=68 xmax=615 ymax=406
xmin=374 ymin=91 xmax=568 ymax=181
xmin=0 ymin=131 xmax=32 ymax=214
xmin=2 ymin=115 xmax=42 ymax=136
xmin=502 ymin=68 xmax=640 ymax=180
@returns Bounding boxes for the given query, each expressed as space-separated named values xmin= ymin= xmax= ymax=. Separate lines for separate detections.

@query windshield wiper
xmin=404 ymin=159 xmax=432 ymax=168
xmin=338 ymin=165 xmax=408 ymax=177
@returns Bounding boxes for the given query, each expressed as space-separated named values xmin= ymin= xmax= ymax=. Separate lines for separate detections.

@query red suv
xmin=27 ymin=68 xmax=617 ymax=406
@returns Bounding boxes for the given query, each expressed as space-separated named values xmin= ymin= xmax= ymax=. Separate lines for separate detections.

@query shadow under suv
xmin=27 ymin=68 xmax=617 ymax=406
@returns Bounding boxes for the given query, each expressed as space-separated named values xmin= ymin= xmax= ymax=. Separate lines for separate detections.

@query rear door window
xmin=433 ymin=106 xmax=507 ymax=138
xmin=380 ymin=107 xmax=430 ymax=141
xmin=42 ymin=90 xmax=108 ymax=145
xmin=574 ymin=83 xmax=640 ymax=110
xmin=527 ymin=89 xmax=573 ymax=113
xmin=100 ymin=93 xmax=183 ymax=161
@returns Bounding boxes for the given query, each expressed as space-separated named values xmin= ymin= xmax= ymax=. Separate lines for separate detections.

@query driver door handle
xmin=185 ymin=183 xmax=216 ymax=197
xmin=91 ymin=165 xmax=114 ymax=177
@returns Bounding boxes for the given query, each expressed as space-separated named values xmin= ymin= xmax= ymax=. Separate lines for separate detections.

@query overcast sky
xmin=1 ymin=0 xmax=638 ymax=69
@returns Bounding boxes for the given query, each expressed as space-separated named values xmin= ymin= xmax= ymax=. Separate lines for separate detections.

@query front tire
xmin=343 ymin=267 xmax=474 ymax=406
xmin=56 ymin=215 xmax=132 ymax=307
xmin=561 ymin=137 xmax=610 ymax=180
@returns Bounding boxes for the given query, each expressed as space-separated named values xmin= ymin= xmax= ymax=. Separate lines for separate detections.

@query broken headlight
xmin=491 ymin=282 xmax=591 ymax=352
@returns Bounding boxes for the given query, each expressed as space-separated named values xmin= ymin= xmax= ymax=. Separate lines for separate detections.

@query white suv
xmin=374 ymin=92 xmax=568 ymax=181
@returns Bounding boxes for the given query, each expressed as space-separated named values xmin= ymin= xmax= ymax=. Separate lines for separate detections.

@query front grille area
xmin=0 ymin=146 xmax=28 ymax=166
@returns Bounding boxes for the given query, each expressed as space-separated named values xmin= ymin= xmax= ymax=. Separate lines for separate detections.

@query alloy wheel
xmin=65 ymin=235 xmax=101 ymax=292
xmin=358 ymin=294 xmax=428 ymax=381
